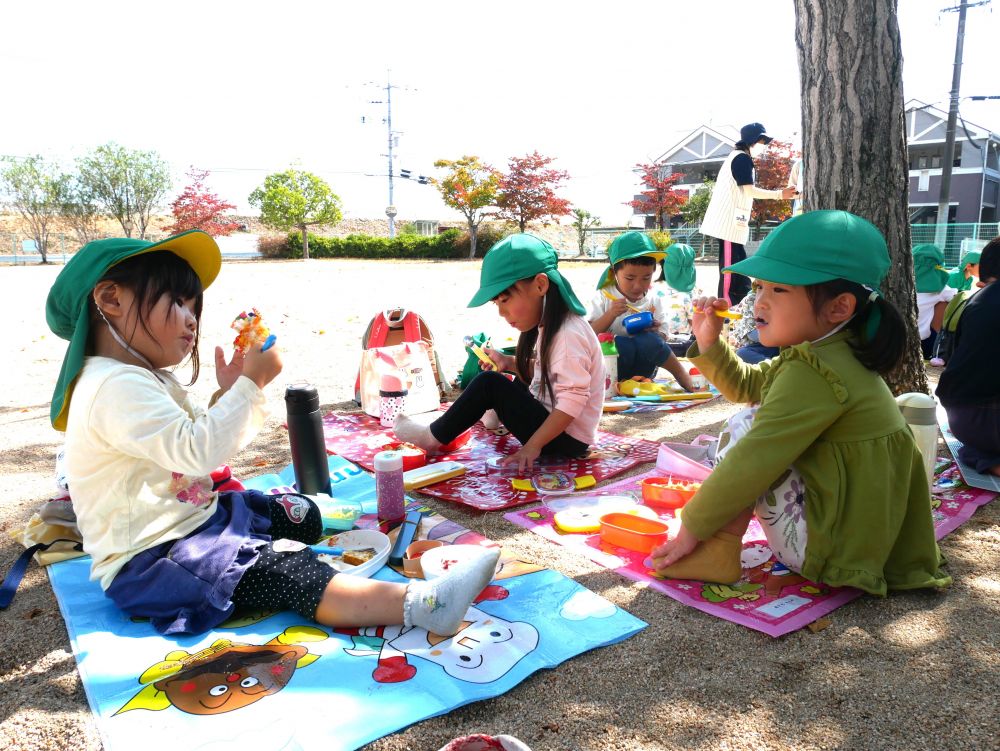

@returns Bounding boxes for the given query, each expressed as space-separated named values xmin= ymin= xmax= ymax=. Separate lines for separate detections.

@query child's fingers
xmin=214 ymin=346 xmax=225 ymax=369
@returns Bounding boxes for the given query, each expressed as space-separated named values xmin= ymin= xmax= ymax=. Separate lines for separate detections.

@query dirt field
xmin=1 ymin=258 xmax=997 ymax=751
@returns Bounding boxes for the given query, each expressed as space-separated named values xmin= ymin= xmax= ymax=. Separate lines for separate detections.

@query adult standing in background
xmin=700 ymin=122 xmax=798 ymax=305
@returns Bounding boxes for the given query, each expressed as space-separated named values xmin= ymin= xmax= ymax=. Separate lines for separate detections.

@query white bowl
xmin=312 ymin=529 xmax=391 ymax=578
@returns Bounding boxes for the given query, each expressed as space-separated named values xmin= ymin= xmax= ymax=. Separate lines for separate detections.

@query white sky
xmin=4 ymin=0 xmax=1000 ymax=227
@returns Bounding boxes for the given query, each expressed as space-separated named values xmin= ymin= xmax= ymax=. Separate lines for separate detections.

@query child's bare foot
xmin=480 ymin=409 xmax=501 ymax=430
xmin=393 ymin=413 xmax=443 ymax=452
xmin=653 ymin=531 xmax=743 ymax=583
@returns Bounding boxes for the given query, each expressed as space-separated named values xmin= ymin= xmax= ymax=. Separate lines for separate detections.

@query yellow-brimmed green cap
xmin=46 ymin=230 xmax=221 ymax=431
xmin=725 ymin=210 xmax=889 ymax=289
xmin=911 ymin=244 xmax=949 ymax=293
xmin=663 ymin=243 xmax=696 ymax=293
xmin=467 ymin=233 xmax=585 ymax=314
xmin=596 ymin=232 xmax=666 ymax=289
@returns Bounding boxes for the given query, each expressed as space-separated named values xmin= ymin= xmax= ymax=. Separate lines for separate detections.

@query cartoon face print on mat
xmin=342 ymin=607 xmax=539 ymax=684
xmin=115 ymin=627 xmax=327 ymax=716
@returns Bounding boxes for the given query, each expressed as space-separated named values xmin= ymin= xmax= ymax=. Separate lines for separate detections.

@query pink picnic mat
xmin=321 ymin=411 xmax=660 ymax=511
xmin=504 ymin=461 xmax=998 ymax=637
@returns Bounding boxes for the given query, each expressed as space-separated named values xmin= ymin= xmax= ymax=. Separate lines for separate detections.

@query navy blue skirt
xmin=105 ymin=490 xmax=272 ymax=635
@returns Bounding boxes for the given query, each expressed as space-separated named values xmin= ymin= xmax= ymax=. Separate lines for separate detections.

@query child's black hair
xmin=804 ymin=279 xmax=905 ymax=376
xmin=91 ymin=250 xmax=205 ymax=383
xmin=980 ymin=236 xmax=1000 ymax=281
xmin=509 ymin=279 xmax=571 ymax=405
xmin=613 ymin=256 xmax=658 ymax=273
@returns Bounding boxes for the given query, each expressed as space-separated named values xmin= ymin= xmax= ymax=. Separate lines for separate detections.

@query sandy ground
xmin=1 ymin=258 xmax=998 ymax=751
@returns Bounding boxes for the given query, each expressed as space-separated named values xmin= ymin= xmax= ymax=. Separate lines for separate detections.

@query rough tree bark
xmin=793 ymin=0 xmax=928 ymax=394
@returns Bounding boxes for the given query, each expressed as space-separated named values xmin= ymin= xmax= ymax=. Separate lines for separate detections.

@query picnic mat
xmin=937 ymin=404 xmax=1000 ymax=492
xmin=321 ymin=411 xmax=660 ymax=510
xmin=610 ymin=384 xmax=722 ymax=414
xmin=505 ymin=461 xmax=998 ymax=638
xmin=46 ymin=456 xmax=646 ymax=751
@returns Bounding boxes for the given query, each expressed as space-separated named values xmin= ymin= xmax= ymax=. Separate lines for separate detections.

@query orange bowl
xmin=439 ymin=429 xmax=472 ymax=453
xmin=378 ymin=441 xmax=427 ymax=470
xmin=641 ymin=477 xmax=701 ymax=509
xmin=599 ymin=512 xmax=669 ymax=553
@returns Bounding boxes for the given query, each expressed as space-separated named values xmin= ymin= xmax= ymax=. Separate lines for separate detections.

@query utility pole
xmin=370 ymin=71 xmax=401 ymax=238
xmin=935 ymin=0 xmax=990 ymax=246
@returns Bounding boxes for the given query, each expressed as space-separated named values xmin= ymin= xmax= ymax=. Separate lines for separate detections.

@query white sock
xmin=480 ymin=409 xmax=501 ymax=430
xmin=393 ymin=414 xmax=443 ymax=452
xmin=404 ymin=547 xmax=500 ymax=635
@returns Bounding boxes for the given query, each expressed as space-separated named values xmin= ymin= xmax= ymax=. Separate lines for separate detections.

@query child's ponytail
xmin=805 ymin=279 xmax=905 ymax=376
xmin=514 ymin=282 xmax=571 ymax=404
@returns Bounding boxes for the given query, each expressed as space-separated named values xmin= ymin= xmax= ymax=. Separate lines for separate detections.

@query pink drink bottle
xmin=374 ymin=450 xmax=405 ymax=522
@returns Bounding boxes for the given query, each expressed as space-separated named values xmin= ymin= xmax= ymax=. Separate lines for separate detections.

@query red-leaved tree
xmin=166 ymin=168 xmax=240 ymax=236
xmin=750 ymin=140 xmax=799 ymax=229
xmin=495 ymin=152 xmax=572 ymax=232
xmin=627 ymin=163 xmax=688 ymax=231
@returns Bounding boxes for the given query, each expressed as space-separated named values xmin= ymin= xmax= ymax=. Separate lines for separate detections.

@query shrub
xmin=282 ymin=229 xmax=464 ymax=260
xmin=257 ymin=234 xmax=290 ymax=258
xmin=452 ymin=222 xmax=516 ymax=258
xmin=648 ymin=230 xmax=673 ymax=251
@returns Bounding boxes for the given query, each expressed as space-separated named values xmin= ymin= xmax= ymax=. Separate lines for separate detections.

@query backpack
xmin=932 ymin=290 xmax=973 ymax=364
xmin=354 ymin=309 xmax=449 ymax=404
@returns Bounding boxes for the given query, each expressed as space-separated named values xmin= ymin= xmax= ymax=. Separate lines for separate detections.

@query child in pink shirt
xmin=395 ymin=234 xmax=604 ymax=474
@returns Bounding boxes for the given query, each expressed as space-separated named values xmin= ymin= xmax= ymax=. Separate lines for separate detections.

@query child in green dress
xmin=652 ymin=211 xmax=949 ymax=594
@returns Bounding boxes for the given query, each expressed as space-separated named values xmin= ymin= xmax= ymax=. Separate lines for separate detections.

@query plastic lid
xmin=284 ymin=383 xmax=319 ymax=414
xmin=380 ymin=372 xmax=405 ymax=392
xmin=374 ymin=450 xmax=404 ymax=472
xmin=597 ymin=332 xmax=614 ymax=342
xmin=688 ymin=368 xmax=701 ymax=376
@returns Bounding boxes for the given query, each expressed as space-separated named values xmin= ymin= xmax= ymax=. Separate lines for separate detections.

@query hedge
xmin=283 ymin=229 xmax=465 ymax=259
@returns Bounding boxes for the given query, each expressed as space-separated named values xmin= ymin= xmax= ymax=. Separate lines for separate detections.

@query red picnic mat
xmin=321 ymin=411 xmax=660 ymax=510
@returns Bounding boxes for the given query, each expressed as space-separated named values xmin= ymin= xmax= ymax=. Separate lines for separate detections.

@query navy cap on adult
xmin=739 ymin=122 xmax=773 ymax=146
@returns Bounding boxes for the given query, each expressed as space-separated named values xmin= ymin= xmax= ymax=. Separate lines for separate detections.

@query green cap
xmin=597 ymin=231 xmax=666 ymax=289
xmin=911 ymin=244 xmax=949 ymax=293
xmin=724 ymin=210 xmax=889 ymax=289
xmin=467 ymin=233 xmax=585 ymax=314
xmin=46 ymin=230 xmax=222 ymax=431
xmin=663 ymin=243 xmax=696 ymax=293
xmin=947 ymin=248 xmax=982 ymax=290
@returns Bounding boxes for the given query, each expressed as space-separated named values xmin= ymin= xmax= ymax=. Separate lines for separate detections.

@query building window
xmin=918 ymin=155 xmax=928 ymax=169
xmin=918 ymin=171 xmax=930 ymax=192
xmin=931 ymin=155 xmax=941 ymax=169
xmin=953 ymin=152 xmax=962 ymax=168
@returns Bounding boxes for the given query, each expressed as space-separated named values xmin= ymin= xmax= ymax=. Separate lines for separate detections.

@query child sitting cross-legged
xmin=651 ymin=211 xmax=950 ymax=594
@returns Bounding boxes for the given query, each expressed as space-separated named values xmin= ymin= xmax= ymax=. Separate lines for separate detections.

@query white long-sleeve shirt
xmin=64 ymin=357 xmax=267 ymax=589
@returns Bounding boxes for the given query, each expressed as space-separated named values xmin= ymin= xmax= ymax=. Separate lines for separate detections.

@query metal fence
xmin=581 ymin=223 xmax=999 ymax=265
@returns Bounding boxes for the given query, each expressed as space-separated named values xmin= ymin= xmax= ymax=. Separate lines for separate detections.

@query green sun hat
xmin=46 ymin=230 xmax=222 ymax=431
xmin=596 ymin=231 xmax=666 ymax=289
xmin=724 ymin=210 xmax=889 ymax=289
xmin=663 ymin=243 xmax=697 ymax=293
xmin=467 ymin=233 xmax=585 ymax=314
xmin=947 ymin=249 xmax=982 ymax=290
xmin=911 ymin=244 xmax=949 ymax=293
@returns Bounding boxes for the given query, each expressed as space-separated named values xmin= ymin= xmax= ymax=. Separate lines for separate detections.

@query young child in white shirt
xmin=46 ymin=231 xmax=498 ymax=635
xmin=587 ymin=232 xmax=695 ymax=390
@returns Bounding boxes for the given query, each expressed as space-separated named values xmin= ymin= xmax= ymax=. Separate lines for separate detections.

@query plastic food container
xmin=531 ymin=472 xmax=575 ymax=496
xmin=311 ymin=495 xmax=364 ymax=531
xmin=655 ymin=444 xmax=712 ymax=481
xmin=622 ymin=311 xmax=654 ymax=334
xmin=599 ymin=512 xmax=670 ymax=553
xmin=402 ymin=539 xmax=445 ymax=577
xmin=377 ymin=441 xmax=428 ymax=471
xmin=439 ymin=429 xmax=472 ymax=453
xmin=641 ymin=476 xmax=701 ymax=509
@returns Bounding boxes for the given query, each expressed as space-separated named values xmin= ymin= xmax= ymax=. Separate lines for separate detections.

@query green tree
xmin=58 ymin=172 xmax=104 ymax=247
xmin=248 ymin=169 xmax=343 ymax=260
xmin=680 ymin=180 xmax=714 ymax=256
xmin=77 ymin=142 xmax=171 ymax=239
xmin=0 ymin=155 xmax=65 ymax=262
xmin=570 ymin=209 xmax=601 ymax=256
xmin=432 ymin=156 xmax=500 ymax=259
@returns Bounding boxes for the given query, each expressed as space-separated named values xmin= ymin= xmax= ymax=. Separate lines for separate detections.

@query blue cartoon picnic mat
xmin=46 ymin=456 xmax=645 ymax=751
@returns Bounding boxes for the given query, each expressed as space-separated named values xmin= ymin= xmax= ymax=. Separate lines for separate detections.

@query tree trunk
xmin=793 ymin=0 xmax=927 ymax=394
xmin=469 ymin=221 xmax=478 ymax=260
xmin=301 ymin=224 xmax=310 ymax=260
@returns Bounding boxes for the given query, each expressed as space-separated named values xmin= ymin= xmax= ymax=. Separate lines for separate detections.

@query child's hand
xmin=691 ymin=296 xmax=728 ymax=352
xmin=243 ymin=341 xmax=283 ymax=389
xmin=609 ymin=297 xmax=630 ymax=318
xmin=650 ymin=523 xmax=700 ymax=571
xmin=214 ymin=346 xmax=247 ymax=392
xmin=501 ymin=443 xmax=541 ymax=476
xmin=483 ymin=346 xmax=514 ymax=373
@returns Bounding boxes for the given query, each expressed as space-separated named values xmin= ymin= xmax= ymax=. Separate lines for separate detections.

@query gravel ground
xmin=1 ymin=258 xmax=997 ymax=751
